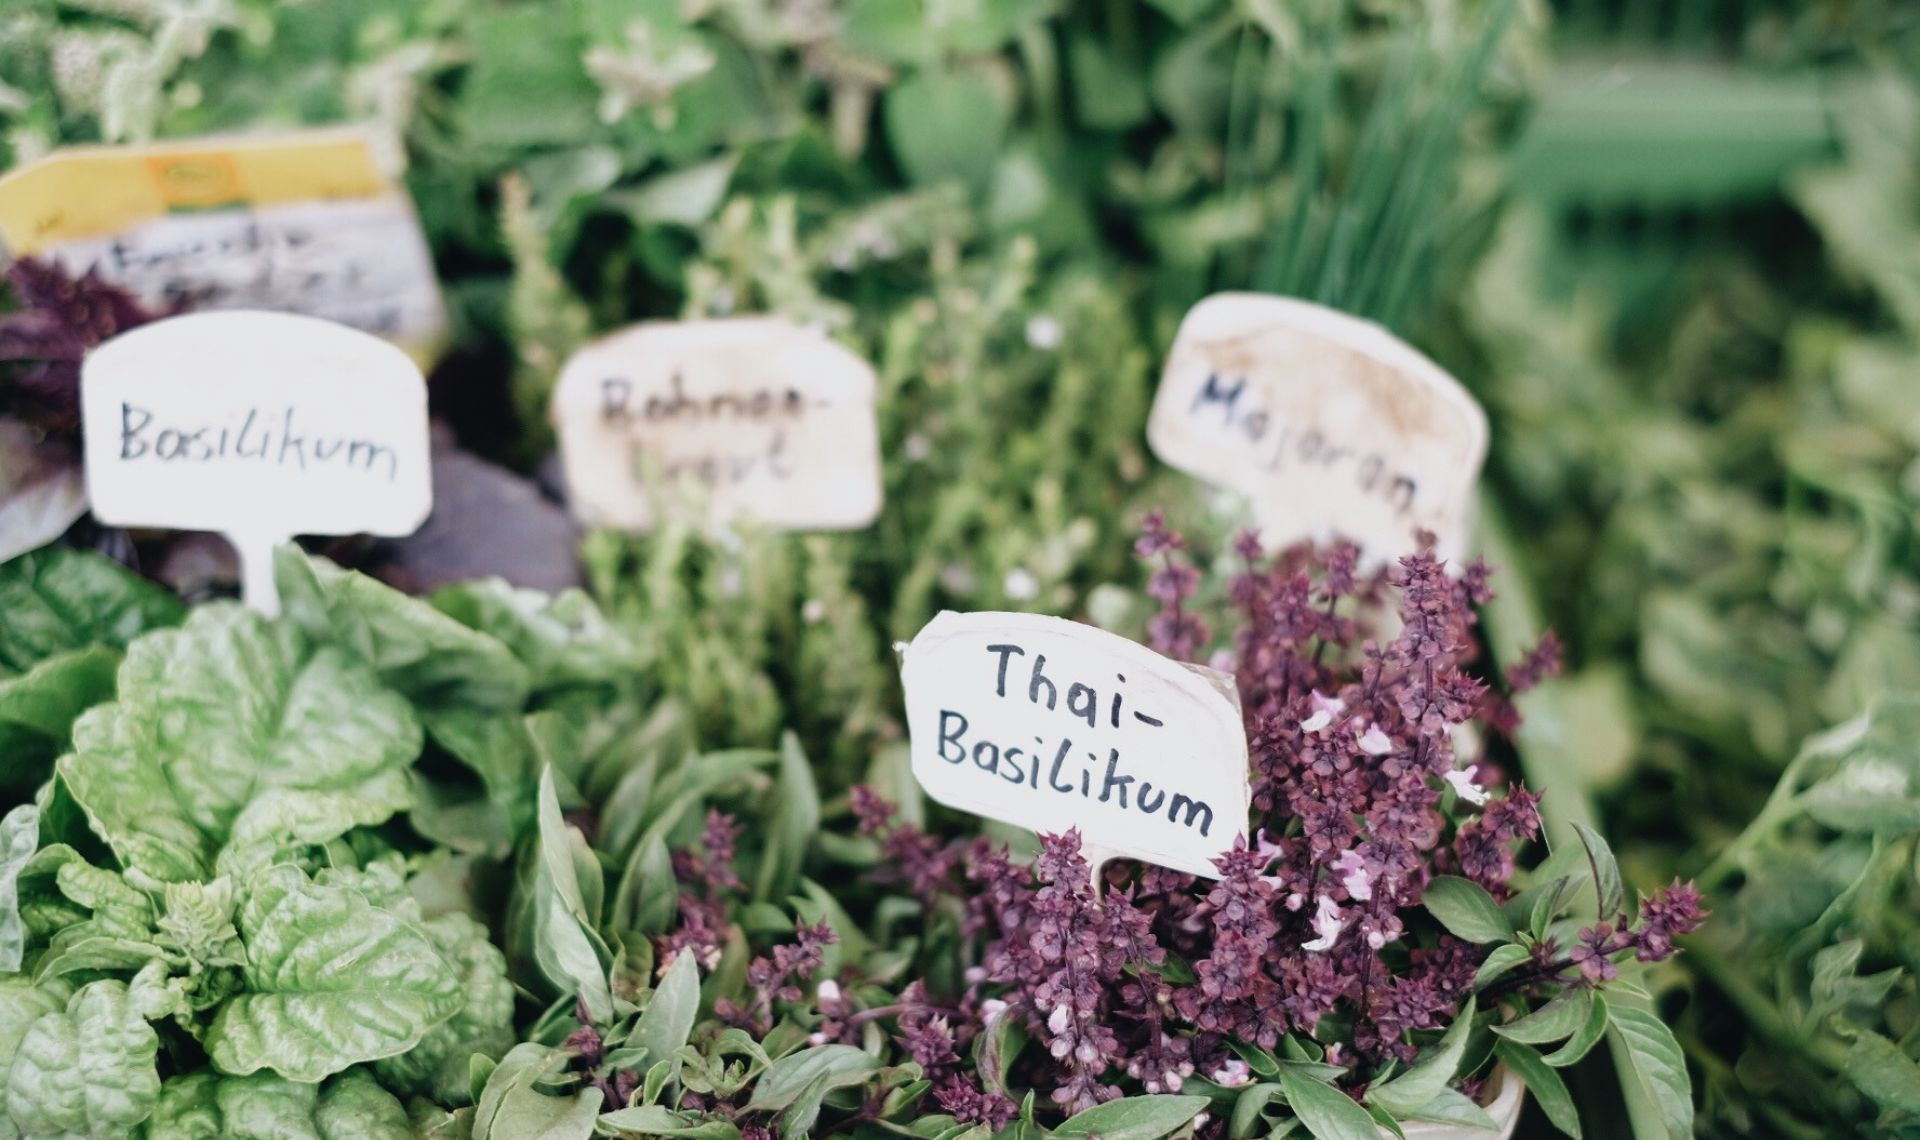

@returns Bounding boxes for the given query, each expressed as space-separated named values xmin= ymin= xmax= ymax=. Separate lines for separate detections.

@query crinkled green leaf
xmin=58 ymin=605 xmax=419 ymax=881
xmin=374 ymin=913 xmax=517 ymax=1106
xmin=145 ymin=1068 xmax=412 ymax=1140
xmin=0 ymin=646 xmax=118 ymax=798
xmin=0 ymin=805 xmax=37 ymax=972
xmin=204 ymin=865 xmax=461 ymax=1082
xmin=275 ymin=548 xmax=531 ymax=711
xmin=0 ymin=547 xmax=181 ymax=674
xmin=3 ymin=978 xmax=159 ymax=1138
xmin=1055 ymin=1094 xmax=1209 ymax=1139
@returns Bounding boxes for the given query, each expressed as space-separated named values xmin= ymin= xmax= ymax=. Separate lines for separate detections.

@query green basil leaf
xmin=523 ymin=767 xmax=614 ymax=1023
xmin=1229 ymin=1083 xmax=1282 ymax=1139
xmin=1368 ymin=996 xmax=1476 ymax=1114
xmin=149 ymin=1068 xmax=414 ymax=1139
xmin=59 ymin=605 xmax=419 ymax=882
xmin=884 ymin=70 xmax=1006 ymax=194
xmin=0 ymin=547 xmax=182 ymax=673
xmin=631 ymin=949 xmax=701 ymax=1081
xmin=600 ymin=1105 xmax=744 ymax=1138
xmin=1421 ymin=876 xmax=1513 ymax=944
xmin=1493 ymin=987 xmax=1592 ymax=1045
xmin=1473 ymin=943 xmax=1530 ymax=989
xmin=1570 ymin=822 xmax=1624 ymax=920
xmin=0 ymin=646 xmax=119 ymax=798
xmin=1493 ymin=1040 xmax=1581 ymax=1139
xmin=3 ymin=978 xmax=159 ymax=1138
xmin=0 ymin=805 xmax=38 ymax=972
xmin=275 ymin=548 xmax=531 ymax=711
xmin=1605 ymin=1006 xmax=1693 ymax=1139
xmin=1544 ymin=993 xmax=1610 ymax=1068
xmin=1055 ymin=1093 xmax=1209 ymax=1139
xmin=1401 ymin=1087 xmax=1499 ymax=1129
xmin=204 ymin=865 xmax=462 ymax=1082
xmin=745 ymin=1045 xmax=881 ymax=1113
xmin=374 ymin=912 xmax=517 ymax=1106
xmin=753 ymin=732 xmax=820 ymax=905
xmin=1275 ymin=1067 xmax=1377 ymax=1140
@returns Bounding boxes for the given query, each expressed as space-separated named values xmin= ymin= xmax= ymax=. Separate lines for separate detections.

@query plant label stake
xmin=899 ymin=611 xmax=1251 ymax=884
xmin=0 ymin=128 xmax=448 ymax=361
xmin=81 ymin=311 xmax=432 ymax=616
xmin=1149 ymin=294 xmax=1488 ymax=565
xmin=552 ymin=316 xmax=883 ymax=533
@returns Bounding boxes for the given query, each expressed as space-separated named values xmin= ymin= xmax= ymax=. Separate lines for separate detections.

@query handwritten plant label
xmin=0 ymin=128 xmax=447 ymax=359
xmin=82 ymin=311 xmax=431 ymax=615
xmin=551 ymin=316 xmax=882 ymax=531
xmin=1148 ymin=293 xmax=1488 ymax=564
xmin=901 ymin=611 xmax=1251 ymax=879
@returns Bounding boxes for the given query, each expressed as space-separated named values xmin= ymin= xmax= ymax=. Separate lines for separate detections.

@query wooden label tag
xmin=1148 ymin=294 xmax=1488 ymax=564
xmin=901 ymin=611 xmax=1251 ymax=879
xmin=551 ymin=316 xmax=882 ymax=532
xmin=81 ymin=311 xmax=432 ymax=614
xmin=0 ymin=128 xmax=447 ymax=360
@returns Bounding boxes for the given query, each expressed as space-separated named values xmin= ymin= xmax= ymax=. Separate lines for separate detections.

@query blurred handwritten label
xmin=1149 ymin=294 xmax=1488 ymax=564
xmin=552 ymin=317 xmax=882 ymax=531
xmin=82 ymin=311 xmax=431 ymax=615
xmin=900 ymin=611 xmax=1250 ymax=879
xmin=0 ymin=129 xmax=446 ymax=359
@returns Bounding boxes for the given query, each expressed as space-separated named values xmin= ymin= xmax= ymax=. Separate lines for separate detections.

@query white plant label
xmin=551 ymin=317 xmax=882 ymax=531
xmin=1148 ymin=293 xmax=1488 ymax=565
xmin=0 ymin=129 xmax=448 ymax=358
xmin=82 ymin=311 xmax=432 ymax=615
xmin=900 ymin=611 xmax=1251 ymax=880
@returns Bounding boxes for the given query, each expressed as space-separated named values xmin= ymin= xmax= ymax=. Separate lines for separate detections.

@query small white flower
xmin=1192 ymin=1113 xmax=1210 ymax=1130
xmin=1256 ymin=829 xmax=1286 ymax=864
xmin=1003 ymin=567 xmax=1040 ymax=601
xmin=1286 ymin=891 xmax=1306 ymax=912
xmin=1303 ymin=895 xmax=1345 ymax=953
xmin=1162 ymin=1070 xmax=1184 ymax=1092
xmin=1047 ymin=1004 xmax=1072 ymax=1035
xmin=964 ymin=966 xmax=987 ymax=985
xmin=981 ymin=998 xmax=1008 ymax=1022
xmin=808 ymin=1031 xmax=828 ymax=1045
xmin=1444 ymin=764 xmax=1490 ymax=805
xmin=816 ymin=979 xmax=841 ymax=1004
xmin=802 ymin=598 xmax=828 ymax=623
xmin=1367 ymin=929 xmax=1389 ymax=950
xmin=1025 ymin=314 xmax=1063 ymax=350
xmin=1357 ymin=724 xmax=1394 ymax=756
xmin=1333 ymin=849 xmax=1373 ymax=901
xmin=1301 ymin=690 xmax=1345 ymax=733
xmin=904 ymin=432 xmax=932 ymax=461
xmin=1210 ymin=1060 xmax=1253 ymax=1088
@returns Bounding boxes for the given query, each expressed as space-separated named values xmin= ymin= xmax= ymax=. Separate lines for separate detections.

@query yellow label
xmin=0 ymin=129 xmax=388 ymax=252
xmin=0 ymin=128 xmax=446 ymax=359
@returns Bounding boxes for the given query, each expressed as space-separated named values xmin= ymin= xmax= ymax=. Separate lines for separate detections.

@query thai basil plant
xmin=0 ymin=509 xmax=1698 ymax=1138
